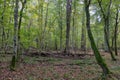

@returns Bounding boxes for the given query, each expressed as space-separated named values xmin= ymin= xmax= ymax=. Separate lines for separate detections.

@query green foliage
xmin=0 ymin=0 xmax=119 ymax=51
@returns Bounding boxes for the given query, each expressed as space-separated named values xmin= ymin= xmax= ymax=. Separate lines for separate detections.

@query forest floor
xmin=0 ymin=50 xmax=120 ymax=80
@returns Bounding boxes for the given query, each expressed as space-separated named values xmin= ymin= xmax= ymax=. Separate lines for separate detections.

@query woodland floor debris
xmin=0 ymin=51 xmax=120 ymax=80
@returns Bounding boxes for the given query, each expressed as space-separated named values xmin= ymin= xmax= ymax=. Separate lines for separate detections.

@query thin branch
xmin=97 ymin=0 xmax=106 ymax=19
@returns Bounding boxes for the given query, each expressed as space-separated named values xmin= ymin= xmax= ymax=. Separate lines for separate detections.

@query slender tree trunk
xmin=65 ymin=0 xmax=72 ymax=53
xmin=114 ymin=7 xmax=119 ymax=56
xmin=2 ymin=27 xmax=6 ymax=53
xmin=55 ymin=36 xmax=58 ymax=50
xmin=1 ymin=27 xmax=5 ymax=49
xmin=40 ymin=1 xmax=49 ymax=51
xmin=60 ymin=22 xmax=63 ymax=51
xmin=81 ymin=6 xmax=86 ymax=51
xmin=111 ymin=33 xmax=115 ymax=50
xmin=84 ymin=0 xmax=110 ymax=75
xmin=37 ymin=0 xmax=43 ymax=52
xmin=1 ymin=0 xmax=6 ymax=51
xmin=71 ymin=0 xmax=77 ymax=52
xmin=98 ymin=0 xmax=116 ymax=61
xmin=58 ymin=0 xmax=63 ymax=51
xmin=10 ymin=0 xmax=19 ymax=71
xmin=17 ymin=0 xmax=26 ymax=60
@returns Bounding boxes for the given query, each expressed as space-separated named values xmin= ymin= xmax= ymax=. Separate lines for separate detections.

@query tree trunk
xmin=58 ymin=0 xmax=63 ymax=51
xmin=37 ymin=0 xmax=44 ymax=52
xmin=98 ymin=0 xmax=116 ymax=61
xmin=1 ymin=0 xmax=6 ymax=51
xmin=65 ymin=0 xmax=72 ymax=53
xmin=81 ymin=6 xmax=86 ymax=51
xmin=10 ymin=0 xmax=19 ymax=71
xmin=84 ymin=0 xmax=110 ymax=75
xmin=71 ymin=0 xmax=77 ymax=52
xmin=40 ymin=1 xmax=49 ymax=51
xmin=17 ymin=0 xmax=26 ymax=60
xmin=114 ymin=7 xmax=119 ymax=56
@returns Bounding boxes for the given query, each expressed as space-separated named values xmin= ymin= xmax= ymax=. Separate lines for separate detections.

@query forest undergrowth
xmin=0 ymin=50 xmax=120 ymax=80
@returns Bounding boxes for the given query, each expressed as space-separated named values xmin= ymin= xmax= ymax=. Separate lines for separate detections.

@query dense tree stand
xmin=0 ymin=0 xmax=120 ymax=79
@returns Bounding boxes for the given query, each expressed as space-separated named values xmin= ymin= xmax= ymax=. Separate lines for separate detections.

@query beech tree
xmin=10 ymin=0 xmax=19 ymax=71
xmin=65 ymin=0 xmax=72 ymax=53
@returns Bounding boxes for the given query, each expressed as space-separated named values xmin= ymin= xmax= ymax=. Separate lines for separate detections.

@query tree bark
xmin=17 ymin=0 xmax=26 ymax=60
xmin=84 ymin=0 xmax=110 ymax=75
xmin=114 ymin=7 xmax=119 ymax=56
xmin=81 ymin=6 xmax=86 ymax=51
xmin=65 ymin=0 xmax=72 ymax=53
xmin=98 ymin=0 xmax=116 ymax=61
xmin=10 ymin=0 xmax=19 ymax=71
xmin=40 ymin=1 xmax=49 ymax=51
xmin=37 ymin=0 xmax=44 ymax=52
xmin=57 ymin=0 xmax=63 ymax=51
xmin=0 ymin=0 xmax=6 ymax=51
